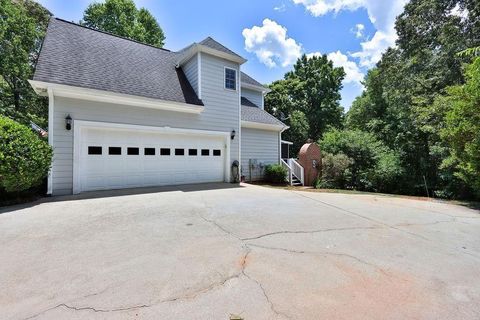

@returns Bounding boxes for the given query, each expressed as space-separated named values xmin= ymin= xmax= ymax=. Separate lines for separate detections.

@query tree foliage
xmin=319 ymin=129 xmax=402 ymax=192
xmin=345 ymin=0 xmax=480 ymax=199
xmin=0 ymin=0 xmax=51 ymax=127
xmin=0 ymin=116 xmax=52 ymax=192
xmin=81 ymin=0 xmax=165 ymax=48
xmin=438 ymin=57 xmax=480 ymax=198
xmin=265 ymin=54 xmax=345 ymax=156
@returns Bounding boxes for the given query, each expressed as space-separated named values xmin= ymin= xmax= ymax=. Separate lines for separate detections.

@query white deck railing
xmin=288 ymin=158 xmax=305 ymax=186
xmin=281 ymin=158 xmax=304 ymax=186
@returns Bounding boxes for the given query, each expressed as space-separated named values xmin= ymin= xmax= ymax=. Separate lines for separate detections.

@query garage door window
xmin=109 ymin=147 xmax=121 ymax=155
xmin=127 ymin=147 xmax=139 ymax=155
xmin=160 ymin=148 xmax=170 ymax=156
xmin=213 ymin=149 xmax=221 ymax=156
xmin=144 ymin=148 xmax=155 ymax=155
xmin=175 ymin=148 xmax=184 ymax=156
xmin=188 ymin=149 xmax=197 ymax=156
xmin=201 ymin=149 xmax=209 ymax=156
xmin=88 ymin=146 xmax=102 ymax=155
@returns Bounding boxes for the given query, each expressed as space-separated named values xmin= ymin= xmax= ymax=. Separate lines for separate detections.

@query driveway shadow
xmin=0 ymin=182 xmax=243 ymax=214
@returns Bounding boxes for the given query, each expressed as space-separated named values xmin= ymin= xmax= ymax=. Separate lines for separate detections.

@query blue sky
xmin=37 ymin=0 xmax=407 ymax=110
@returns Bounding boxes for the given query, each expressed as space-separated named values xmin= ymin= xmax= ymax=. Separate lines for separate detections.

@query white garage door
xmin=76 ymin=125 xmax=226 ymax=192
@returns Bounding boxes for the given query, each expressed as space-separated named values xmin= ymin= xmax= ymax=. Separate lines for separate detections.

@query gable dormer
xmin=177 ymin=37 xmax=246 ymax=101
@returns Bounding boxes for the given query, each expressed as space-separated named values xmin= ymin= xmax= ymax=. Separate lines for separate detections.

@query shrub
xmin=316 ymin=153 xmax=353 ymax=189
xmin=319 ymin=129 xmax=402 ymax=192
xmin=264 ymin=164 xmax=288 ymax=184
xmin=0 ymin=116 xmax=53 ymax=192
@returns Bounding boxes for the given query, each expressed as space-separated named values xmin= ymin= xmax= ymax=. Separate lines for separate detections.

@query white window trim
xmin=224 ymin=67 xmax=238 ymax=91
xmin=73 ymin=120 xmax=231 ymax=194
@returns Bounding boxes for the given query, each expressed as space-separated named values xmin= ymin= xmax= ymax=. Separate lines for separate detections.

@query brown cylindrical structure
xmin=298 ymin=143 xmax=321 ymax=186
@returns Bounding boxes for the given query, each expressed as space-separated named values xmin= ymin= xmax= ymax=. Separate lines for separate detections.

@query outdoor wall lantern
xmin=231 ymin=130 xmax=236 ymax=140
xmin=65 ymin=114 xmax=72 ymax=131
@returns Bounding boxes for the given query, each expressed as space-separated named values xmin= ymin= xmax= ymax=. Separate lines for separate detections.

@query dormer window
xmin=225 ymin=67 xmax=237 ymax=90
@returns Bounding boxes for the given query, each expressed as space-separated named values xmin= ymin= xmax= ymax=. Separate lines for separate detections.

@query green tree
xmin=0 ymin=0 xmax=51 ymax=127
xmin=265 ymin=54 xmax=345 ymax=155
xmin=438 ymin=57 xmax=480 ymax=199
xmin=347 ymin=0 xmax=479 ymax=198
xmin=265 ymin=79 xmax=309 ymax=156
xmin=286 ymin=54 xmax=345 ymax=140
xmin=81 ymin=0 xmax=165 ymax=48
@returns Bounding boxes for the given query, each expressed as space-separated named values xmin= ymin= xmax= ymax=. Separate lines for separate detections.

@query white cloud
xmin=308 ymin=51 xmax=364 ymax=86
xmin=327 ymin=51 xmax=364 ymax=85
xmin=274 ymin=3 xmax=286 ymax=12
xmin=352 ymin=23 xmax=365 ymax=38
xmin=242 ymin=19 xmax=302 ymax=68
xmin=293 ymin=0 xmax=408 ymax=68
xmin=292 ymin=0 xmax=364 ymax=16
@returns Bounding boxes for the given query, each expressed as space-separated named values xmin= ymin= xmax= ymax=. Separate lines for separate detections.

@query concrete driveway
xmin=1 ymin=183 xmax=479 ymax=320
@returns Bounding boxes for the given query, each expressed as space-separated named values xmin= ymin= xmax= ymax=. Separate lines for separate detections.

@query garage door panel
xmin=78 ymin=126 xmax=226 ymax=192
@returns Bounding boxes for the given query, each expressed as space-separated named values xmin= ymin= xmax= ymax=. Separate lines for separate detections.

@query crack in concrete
xmin=248 ymin=243 xmax=393 ymax=279
xmin=160 ymin=247 xmax=250 ymax=304
xmin=292 ymin=191 xmax=433 ymax=241
xmin=196 ymin=205 xmax=292 ymax=319
xmin=23 ymin=302 xmax=150 ymax=319
xmin=395 ymin=220 xmax=455 ymax=227
xmin=242 ymin=225 xmax=383 ymax=241
xmin=242 ymin=270 xmax=292 ymax=319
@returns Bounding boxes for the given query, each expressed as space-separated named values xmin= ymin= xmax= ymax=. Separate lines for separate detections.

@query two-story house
xmin=29 ymin=18 xmax=289 ymax=195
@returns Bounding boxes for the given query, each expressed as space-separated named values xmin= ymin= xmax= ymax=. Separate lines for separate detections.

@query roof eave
xmin=241 ymin=120 xmax=288 ymax=131
xmin=241 ymin=82 xmax=271 ymax=93
xmin=29 ymin=80 xmax=205 ymax=114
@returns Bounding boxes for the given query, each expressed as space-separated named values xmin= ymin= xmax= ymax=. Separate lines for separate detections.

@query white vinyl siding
xmin=183 ymin=55 xmax=198 ymax=96
xmin=241 ymin=88 xmax=263 ymax=109
xmin=241 ymin=128 xmax=280 ymax=181
xmin=51 ymin=53 xmax=240 ymax=195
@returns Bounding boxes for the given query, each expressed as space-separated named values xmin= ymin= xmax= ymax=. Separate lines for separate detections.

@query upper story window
xmin=225 ymin=67 xmax=237 ymax=90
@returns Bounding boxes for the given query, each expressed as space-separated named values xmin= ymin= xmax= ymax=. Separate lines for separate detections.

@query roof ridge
xmin=53 ymin=17 xmax=172 ymax=52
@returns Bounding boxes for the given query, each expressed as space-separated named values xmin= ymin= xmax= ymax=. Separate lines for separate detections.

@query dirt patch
xmin=316 ymin=260 xmax=434 ymax=319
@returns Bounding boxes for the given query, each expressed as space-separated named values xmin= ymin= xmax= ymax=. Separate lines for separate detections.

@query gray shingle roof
xmin=241 ymin=98 xmax=286 ymax=127
xmin=199 ymin=37 xmax=244 ymax=60
xmin=34 ymin=18 xmax=203 ymax=105
xmin=241 ymin=72 xmax=266 ymax=89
